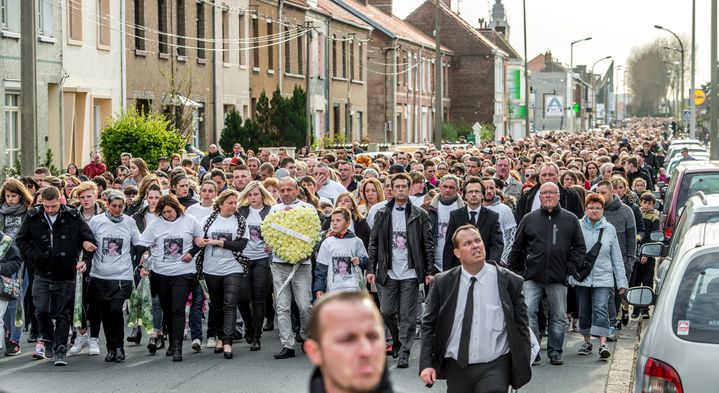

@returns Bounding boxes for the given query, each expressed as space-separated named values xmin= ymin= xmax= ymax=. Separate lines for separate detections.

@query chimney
xmin=544 ymin=50 xmax=553 ymax=66
xmin=366 ymin=0 xmax=393 ymax=16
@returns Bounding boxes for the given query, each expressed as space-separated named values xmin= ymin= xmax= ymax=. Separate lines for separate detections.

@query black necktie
xmin=457 ymin=277 xmax=476 ymax=368
xmin=470 ymin=211 xmax=477 ymax=226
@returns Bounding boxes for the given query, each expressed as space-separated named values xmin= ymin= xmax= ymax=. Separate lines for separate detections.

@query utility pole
xmin=20 ymin=0 xmax=37 ymax=175
xmin=305 ymin=25 xmax=312 ymax=149
xmin=433 ymin=0 xmax=443 ymax=149
xmin=690 ymin=0 xmax=697 ymax=138
xmin=523 ymin=0 xmax=530 ymax=137
xmin=710 ymin=0 xmax=718 ymax=160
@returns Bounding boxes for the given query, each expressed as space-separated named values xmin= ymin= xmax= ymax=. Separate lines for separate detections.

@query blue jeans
xmin=524 ymin=280 xmax=567 ymax=356
xmin=575 ymin=286 xmax=612 ymax=338
xmin=189 ymin=284 xmax=204 ymax=341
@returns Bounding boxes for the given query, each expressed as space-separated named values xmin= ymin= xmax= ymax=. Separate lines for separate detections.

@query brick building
xmin=333 ymin=0 xmax=452 ymax=144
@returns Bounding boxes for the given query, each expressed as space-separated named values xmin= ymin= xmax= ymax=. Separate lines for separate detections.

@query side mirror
xmin=649 ymin=231 xmax=665 ymax=243
xmin=625 ymin=286 xmax=656 ymax=307
xmin=641 ymin=242 xmax=663 ymax=257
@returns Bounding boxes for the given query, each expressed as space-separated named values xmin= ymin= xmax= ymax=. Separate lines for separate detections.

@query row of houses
xmin=0 ymin=0 xmax=526 ymax=169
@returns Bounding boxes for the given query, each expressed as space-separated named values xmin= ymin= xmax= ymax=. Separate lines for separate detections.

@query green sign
xmin=466 ymin=134 xmax=476 ymax=143
xmin=573 ymin=103 xmax=579 ymax=114
xmin=509 ymin=70 xmax=521 ymax=100
xmin=509 ymin=104 xmax=526 ymax=119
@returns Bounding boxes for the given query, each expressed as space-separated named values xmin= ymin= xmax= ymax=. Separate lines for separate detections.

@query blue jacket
xmin=569 ymin=216 xmax=628 ymax=288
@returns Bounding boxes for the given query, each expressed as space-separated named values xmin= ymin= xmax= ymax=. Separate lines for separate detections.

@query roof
xmin=316 ymin=0 xmax=372 ymax=30
xmin=477 ymin=29 xmax=521 ymax=60
xmin=332 ymin=0 xmax=452 ymax=53
xmin=527 ymin=53 xmax=546 ymax=73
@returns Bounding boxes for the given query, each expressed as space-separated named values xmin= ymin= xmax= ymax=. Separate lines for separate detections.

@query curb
xmin=604 ymin=318 xmax=642 ymax=393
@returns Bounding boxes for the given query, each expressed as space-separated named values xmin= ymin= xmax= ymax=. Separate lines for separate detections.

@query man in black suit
xmin=420 ymin=224 xmax=531 ymax=392
xmin=442 ymin=177 xmax=503 ymax=270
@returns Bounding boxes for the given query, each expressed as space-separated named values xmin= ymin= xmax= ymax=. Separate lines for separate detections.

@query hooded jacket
xmin=603 ymin=195 xmax=637 ymax=271
xmin=507 ymin=206 xmax=586 ymax=285
xmin=568 ymin=216 xmax=628 ymax=288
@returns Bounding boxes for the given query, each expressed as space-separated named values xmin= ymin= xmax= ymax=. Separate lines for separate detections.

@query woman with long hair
xmin=237 ymin=181 xmax=276 ymax=350
xmin=137 ymin=194 xmax=205 ymax=362
xmin=126 ymin=175 xmax=160 ymax=216
xmin=357 ymin=178 xmax=384 ymax=217
xmin=170 ymin=174 xmax=198 ymax=209
xmin=196 ymin=190 xmax=250 ymax=358
xmin=124 ymin=158 xmax=151 ymax=189
xmin=187 ymin=181 xmax=217 ymax=222
xmin=84 ymin=190 xmax=143 ymax=363
xmin=327 ymin=192 xmax=370 ymax=249
xmin=67 ymin=163 xmax=89 ymax=182
xmin=61 ymin=175 xmax=82 ymax=204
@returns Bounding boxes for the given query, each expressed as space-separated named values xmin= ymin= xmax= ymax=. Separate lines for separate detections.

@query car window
xmin=676 ymin=173 xmax=719 ymax=212
xmin=663 ymin=169 xmax=681 ymax=214
xmin=666 ymin=206 xmax=693 ymax=257
xmin=673 ymin=253 xmax=719 ymax=344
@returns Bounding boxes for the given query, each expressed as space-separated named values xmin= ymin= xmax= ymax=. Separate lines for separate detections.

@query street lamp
xmin=569 ymin=37 xmax=592 ymax=132
xmin=590 ymin=56 xmax=611 ymax=127
xmin=655 ymin=25 xmax=685 ymax=124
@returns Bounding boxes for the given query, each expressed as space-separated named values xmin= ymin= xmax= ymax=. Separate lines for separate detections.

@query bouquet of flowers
xmin=72 ymin=271 xmax=83 ymax=328
xmin=261 ymin=207 xmax=321 ymax=264
xmin=127 ymin=276 xmax=154 ymax=331
xmin=0 ymin=234 xmax=12 ymax=259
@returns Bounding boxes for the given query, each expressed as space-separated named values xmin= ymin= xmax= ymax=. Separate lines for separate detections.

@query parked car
xmin=665 ymin=154 xmax=710 ymax=176
xmin=628 ymin=243 xmax=719 ymax=393
xmin=653 ymin=192 xmax=719 ymax=292
xmin=661 ymin=162 xmax=719 ymax=239
xmin=665 ymin=145 xmax=708 ymax=163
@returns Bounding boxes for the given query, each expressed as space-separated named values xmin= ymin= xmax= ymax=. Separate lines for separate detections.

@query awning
xmin=162 ymin=94 xmax=202 ymax=108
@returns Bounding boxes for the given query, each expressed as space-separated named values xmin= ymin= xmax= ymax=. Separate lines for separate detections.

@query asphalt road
xmin=0 ymin=325 xmax=618 ymax=393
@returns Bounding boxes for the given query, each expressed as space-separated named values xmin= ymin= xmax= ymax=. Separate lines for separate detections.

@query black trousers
xmin=151 ymin=272 xmax=197 ymax=349
xmin=247 ymin=257 xmax=272 ymax=340
xmin=205 ymin=273 xmax=251 ymax=344
xmin=32 ymin=277 xmax=75 ymax=352
xmin=87 ymin=278 xmax=132 ymax=350
xmin=24 ymin=270 xmax=38 ymax=335
xmin=445 ymin=354 xmax=512 ymax=393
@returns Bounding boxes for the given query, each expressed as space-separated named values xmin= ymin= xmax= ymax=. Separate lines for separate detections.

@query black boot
xmin=250 ymin=339 xmax=261 ymax=352
xmin=105 ymin=349 xmax=117 ymax=362
xmin=115 ymin=347 xmax=126 ymax=363
xmin=127 ymin=328 xmax=142 ymax=345
xmin=172 ymin=347 xmax=183 ymax=362
xmin=147 ymin=337 xmax=158 ymax=354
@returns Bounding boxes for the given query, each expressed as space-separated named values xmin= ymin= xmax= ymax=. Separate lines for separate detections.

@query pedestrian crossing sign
xmin=545 ymin=95 xmax=564 ymax=117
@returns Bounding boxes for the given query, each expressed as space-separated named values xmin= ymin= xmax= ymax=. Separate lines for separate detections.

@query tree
xmin=219 ymin=109 xmax=242 ymax=153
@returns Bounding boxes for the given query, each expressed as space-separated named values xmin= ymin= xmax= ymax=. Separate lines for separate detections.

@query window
xmin=0 ymin=0 xmax=7 ymax=30
xmin=358 ymin=44 xmax=363 ymax=81
xmin=136 ymin=99 xmax=151 ymax=115
xmin=358 ymin=111 xmax=364 ymax=140
xmin=407 ymin=53 xmax=413 ymax=90
xmin=332 ymin=36 xmax=337 ymax=77
xmin=97 ymin=0 xmax=111 ymax=48
xmin=672 ymin=253 xmax=719 ymax=344
xmin=4 ymin=93 xmax=20 ymax=166
xmin=68 ymin=0 xmax=83 ymax=42
xmin=252 ymin=17 xmax=259 ymax=69
xmin=158 ymin=0 xmax=168 ymax=54
xmin=196 ymin=2 xmax=205 ymax=59
xmin=317 ymin=33 xmax=325 ymax=79
xmin=349 ymin=41 xmax=354 ymax=80
xmin=341 ymin=40 xmax=347 ymax=78
xmin=297 ymin=33 xmax=303 ymax=75
xmin=38 ymin=0 xmax=54 ymax=37
xmin=134 ymin=0 xmax=145 ymax=50
xmin=176 ymin=0 xmax=185 ymax=56
xmin=238 ymin=14 xmax=245 ymax=65
xmin=251 ymin=97 xmax=257 ymax=118
xmin=284 ymin=26 xmax=291 ymax=73
xmin=266 ymin=21 xmax=274 ymax=70
xmin=333 ymin=104 xmax=340 ymax=136
xmin=222 ymin=10 xmax=229 ymax=63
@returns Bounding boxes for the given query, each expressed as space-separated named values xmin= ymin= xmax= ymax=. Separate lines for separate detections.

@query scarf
xmin=0 ymin=203 xmax=27 ymax=233
xmin=105 ymin=211 xmax=124 ymax=224
xmin=438 ymin=195 xmax=458 ymax=206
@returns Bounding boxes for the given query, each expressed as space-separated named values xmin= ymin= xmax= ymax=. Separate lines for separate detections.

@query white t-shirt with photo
xmin=434 ymin=201 xmax=458 ymax=271
xmin=88 ymin=214 xmax=143 ymax=281
xmin=187 ymin=204 xmax=213 ymax=223
xmin=243 ymin=207 xmax=269 ymax=261
xmin=200 ymin=214 xmax=244 ymax=276
xmin=316 ymin=236 xmax=368 ymax=292
xmin=139 ymin=214 xmax=203 ymax=276
xmin=389 ymin=205 xmax=417 ymax=281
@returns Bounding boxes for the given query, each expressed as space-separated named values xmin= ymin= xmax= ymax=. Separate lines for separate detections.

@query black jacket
xmin=200 ymin=151 xmax=224 ymax=171
xmin=514 ymin=183 xmax=584 ymax=222
xmin=367 ymin=199 xmax=435 ymax=285
xmin=309 ymin=366 xmax=393 ymax=393
xmin=0 ymin=232 xmax=22 ymax=277
xmin=507 ymin=207 xmax=586 ymax=285
xmin=442 ymin=207 xmax=503 ymax=270
xmin=15 ymin=205 xmax=96 ymax=281
xmin=627 ymin=169 xmax=654 ymax=193
xmin=420 ymin=262 xmax=532 ymax=389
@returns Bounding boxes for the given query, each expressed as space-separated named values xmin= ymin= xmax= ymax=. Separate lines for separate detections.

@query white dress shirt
xmin=467 ymin=206 xmax=481 ymax=224
xmin=445 ymin=264 xmax=510 ymax=364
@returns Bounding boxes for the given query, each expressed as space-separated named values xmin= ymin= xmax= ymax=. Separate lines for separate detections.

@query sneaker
xmin=206 ymin=337 xmax=217 ymax=349
xmin=642 ymin=310 xmax=651 ymax=319
xmin=599 ymin=344 xmax=611 ymax=359
xmin=54 ymin=346 xmax=68 ymax=366
xmin=415 ymin=325 xmax=421 ymax=340
xmin=192 ymin=339 xmax=202 ymax=352
xmin=5 ymin=339 xmax=21 ymax=356
xmin=549 ymin=353 xmax=563 ymax=365
xmin=32 ymin=343 xmax=45 ymax=360
xmin=68 ymin=334 xmax=89 ymax=355
xmin=578 ymin=342 xmax=593 ymax=355
xmin=44 ymin=345 xmax=55 ymax=360
xmin=88 ymin=338 xmax=100 ymax=356
xmin=606 ymin=327 xmax=617 ymax=342
xmin=621 ymin=308 xmax=630 ymax=326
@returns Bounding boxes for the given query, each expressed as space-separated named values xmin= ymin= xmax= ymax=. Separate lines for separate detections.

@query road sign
xmin=545 ymin=95 xmax=564 ymax=117
xmin=695 ymin=89 xmax=706 ymax=106
xmin=683 ymin=109 xmax=691 ymax=122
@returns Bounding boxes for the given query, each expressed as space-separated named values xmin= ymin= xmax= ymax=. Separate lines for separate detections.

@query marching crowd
xmin=0 ymin=119 xmax=671 ymax=391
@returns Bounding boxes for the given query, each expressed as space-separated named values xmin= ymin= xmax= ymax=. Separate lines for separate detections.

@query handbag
xmin=0 ymin=235 xmax=22 ymax=301
xmin=573 ymin=228 xmax=604 ymax=282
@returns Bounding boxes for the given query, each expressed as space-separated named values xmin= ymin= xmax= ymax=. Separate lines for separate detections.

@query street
xmin=0 ymin=323 xmax=630 ymax=393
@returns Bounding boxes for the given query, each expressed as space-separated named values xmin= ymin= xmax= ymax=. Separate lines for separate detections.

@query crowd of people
xmin=0 ymin=118 xmax=672 ymax=391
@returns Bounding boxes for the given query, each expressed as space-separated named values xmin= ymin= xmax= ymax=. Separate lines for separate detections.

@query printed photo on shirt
xmin=102 ymin=238 xmax=123 ymax=256
xmin=164 ymin=238 xmax=183 ymax=257
xmin=332 ymin=256 xmax=354 ymax=283
xmin=3 ymin=216 xmax=22 ymax=234
xmin=211 ymin=231 xmax=233 ymax=256
xmin=392 ymin=231 xmax=408 ymax=252
xmin=248 ymin=225 xmax=263 ymax=242
xmin=437 ymin=222 xmax=449 ymax=241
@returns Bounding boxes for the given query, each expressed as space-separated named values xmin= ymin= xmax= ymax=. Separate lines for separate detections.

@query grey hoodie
xmin=603 ymin=194 xmax=637 ymax=278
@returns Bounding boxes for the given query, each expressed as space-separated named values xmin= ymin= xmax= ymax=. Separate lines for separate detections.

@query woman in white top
xmin=237 ymin=181 xmax=275 ymax=351
xmin=137 ymin=194 xmax=205 ymax=362
xmin=84 ymin=190 xmax=143 ymax=363
xmin=196 ymin=189 xmax=249 ymax=359
xmin=186 ymin=180 xmax=216 ymax=222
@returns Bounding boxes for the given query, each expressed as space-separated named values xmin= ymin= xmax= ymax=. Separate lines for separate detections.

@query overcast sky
xmin=395 ymin=0 xmax=715 ymax=89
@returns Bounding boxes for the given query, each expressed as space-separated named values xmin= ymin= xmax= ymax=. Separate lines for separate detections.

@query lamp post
xmin=569 ymin=37 xmax=592 ymax=131
xmin=590 ymin=56 xmax=611 ymax=127
xmin=615 ymin=65 xmax=622 ymax=124
xmin=655 ymin=25 xmax=685 ymax=126
xmin=523 ymin=0 xmax=530 ymax=137
xmin=664 ymin=60 xmax=680 ymax=120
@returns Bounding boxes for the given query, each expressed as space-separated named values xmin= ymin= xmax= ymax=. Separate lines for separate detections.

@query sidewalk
xmin=605 ymin=318 xmax=643 ymax=393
